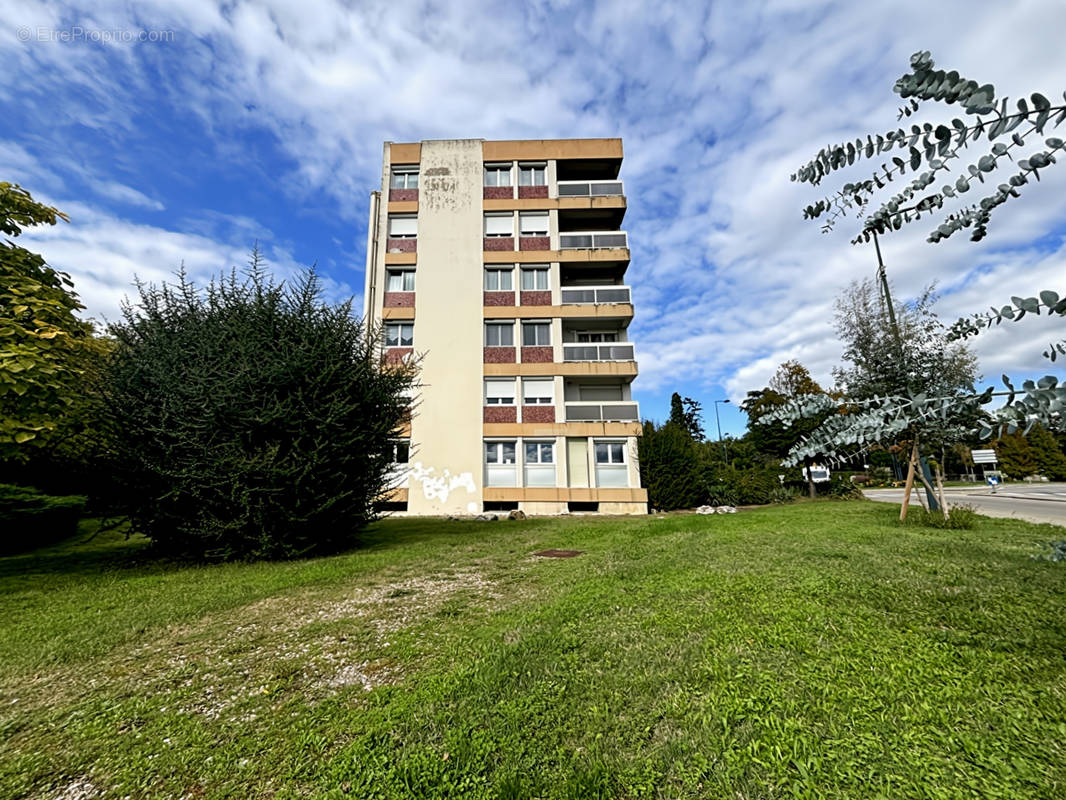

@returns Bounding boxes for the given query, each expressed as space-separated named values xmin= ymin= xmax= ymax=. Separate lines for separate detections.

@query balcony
xmin=563 ymin=343 xmax=634 ymax=362
xmin=559 ymin=231 xmax=628 ymax=250
xmin=561 ymin=285 xmax=631 ymax=305
xmin=564 ymin=401 xmax=639 ymax=422
xmin=557 ymin=180 xmax=624 ymax=197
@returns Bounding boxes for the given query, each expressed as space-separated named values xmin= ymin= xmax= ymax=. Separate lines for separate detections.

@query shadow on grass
xmin=0 ymin=513 xmax=559 ymax=589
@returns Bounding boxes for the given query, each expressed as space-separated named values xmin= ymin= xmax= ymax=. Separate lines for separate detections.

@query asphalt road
xmin=864 ymin=482 xmax=1066 ymax=527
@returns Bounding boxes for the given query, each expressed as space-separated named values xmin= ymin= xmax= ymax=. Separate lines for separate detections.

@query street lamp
xmin=714 ymin=399 xmax=730 ymax=462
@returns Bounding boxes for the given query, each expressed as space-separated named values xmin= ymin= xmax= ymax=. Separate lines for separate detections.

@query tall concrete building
xmin=364 ymin=138 xmax=647 ymax=516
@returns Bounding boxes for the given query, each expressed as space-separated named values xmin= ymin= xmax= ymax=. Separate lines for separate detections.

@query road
xmin=864 ymin=482 xmax=1066 ymax=527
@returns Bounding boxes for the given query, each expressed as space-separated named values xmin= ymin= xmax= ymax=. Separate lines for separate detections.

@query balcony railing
xmin=563 ymin=343 xmax=635 ymax=362
xmin=559 ymin=231 xmax=628 ymax=249
xmin=565 ymin=401 xmax=639 ymax=422
xmin=560 ymin=285 xmax=631 ymax=305
xmin=557 ymin=180 xmax=625 ymax=198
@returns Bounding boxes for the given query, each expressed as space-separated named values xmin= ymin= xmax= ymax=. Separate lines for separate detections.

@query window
xmin=484 ymin=163 xmax=512 ymax=187
xmin=484 ymin=213 xmax=514 ymax=237
xmin=485 ymin=321 xmax=514 ymax=347
xmin=525 ymin=441 xmax=554 ymax=464
xmin=391 ymin=440 xmax=410 ymax=463
xmin=519 ymin=163 xmax=547 ymax=186
xmin=385 ymin=322 xmax=413 ymax=347
xmin=522 ymin=321 xmax=551 ymax=347
xmin=522 ymin=378 xmax=554 ymax=405
xmin=388 ymin=215 xmax=417 ymax=238
xmin=519 ymin=212 xmax=549 ymax=236
xmin=520 ymin=267 xmax=549 ymax=291
xmin=484 ymin=378 xmax=516 ymax=405
xmin=390 ymin=167 xmax=419 ymax=189
xmin=484 ymin=267 xmax=514 ymax=291
xmin=595 ymin=441 xmax=626 ymax=464
xmin=485 ymin=441 xmax=517 ymax=464
xmin=576 ymin=331 xmax=618 ymax=343
xmin=386 ymin=269 xmax=415 ymax=292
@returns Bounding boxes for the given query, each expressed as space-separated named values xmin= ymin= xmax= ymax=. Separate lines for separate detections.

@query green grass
xmin=1 ymin=503 xmax=1065 ymax=799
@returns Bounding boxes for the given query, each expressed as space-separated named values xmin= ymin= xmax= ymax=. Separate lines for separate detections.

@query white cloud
xmin=3 ymin=0 xmax=1065 ymax=426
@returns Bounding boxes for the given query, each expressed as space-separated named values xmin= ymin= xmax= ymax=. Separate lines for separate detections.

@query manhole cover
xmin=533 ymin=549 xmax=584 ymax=558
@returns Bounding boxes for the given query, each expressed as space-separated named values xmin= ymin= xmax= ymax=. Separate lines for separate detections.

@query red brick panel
xmin=518 ymin=186 xmax=548 ymax=199
xmin=386 ymin=238 xmax=417 ymax=253
xmin=385 ymin=348 xmax=413 ymax=365
xmin=484 ymin=347 xmax=516 ymax=363
xmin=389 ymin=189 xmax=418 ymax=202
xmin=519 ymin=236 xmax=550 ymax=251
xmin=384 ymin=292 xmax=415 ymax=307
xmin=520 ymin=291 xmax=551 ymax=306
xmin=483 ymin=406 xmax=518 ymax=423
xmin=484 ymin=291 xmax=516 ymax=307
xmin=484 ymin=237 xmax=515 ymax=251
xmin=521 ymin=346 xmax=553 ymax=363
xmin=483 ymin=186 xmax=514 ymax=199
xmin=522 ymin=405 xmax=555 ymax=423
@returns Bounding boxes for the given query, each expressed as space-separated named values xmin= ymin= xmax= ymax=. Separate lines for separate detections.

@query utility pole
xmin=714 ymin=399 xmax=730 ymax=463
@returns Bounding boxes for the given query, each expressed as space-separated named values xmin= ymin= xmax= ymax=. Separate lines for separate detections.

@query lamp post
xmin=714 ymin=399 xmax=730 ymax=463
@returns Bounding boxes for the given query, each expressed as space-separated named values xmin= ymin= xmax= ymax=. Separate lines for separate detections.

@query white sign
xmin=971 ymin=449 xmax=998 ymax=464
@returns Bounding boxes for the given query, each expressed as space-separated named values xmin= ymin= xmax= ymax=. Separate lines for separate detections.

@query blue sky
xmin=3 ymin=0 xmax=1066 ymax=437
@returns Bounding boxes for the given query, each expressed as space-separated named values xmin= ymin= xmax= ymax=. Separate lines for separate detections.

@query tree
xmin=1023 ymin=423 xmax=1066 ymax=481
xmin=993 ymin=433 xmax=1037 ymax=479
xmin=779 ymin=50 xmax=1066 ymax=517
xmin=0 ymin=183 xmax=105 ymax=458
xmin=833 ymin=280 xmax=978 ymax=402
xmin=638 ymin=420 xmax=705 ymax=511
xmin=742 ymin=361 xmax=834 ymax=497
xmin=668 ymin=392 xmax=705 ymax=441
xmin=100 ymin=253 xmax=416 ymax=560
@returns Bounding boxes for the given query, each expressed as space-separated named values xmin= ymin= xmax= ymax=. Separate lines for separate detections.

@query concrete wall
xmin=407 ymin=140 xmax=485 ymax=515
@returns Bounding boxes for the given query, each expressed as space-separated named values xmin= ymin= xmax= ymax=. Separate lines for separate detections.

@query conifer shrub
xmin=100 ymin=260 xmax=415 ymax=560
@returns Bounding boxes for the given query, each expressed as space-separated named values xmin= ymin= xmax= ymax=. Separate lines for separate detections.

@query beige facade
xmin=364 ymin=138 xmax=647 ymax=516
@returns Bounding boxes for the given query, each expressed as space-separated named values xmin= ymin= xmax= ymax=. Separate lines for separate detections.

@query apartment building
xmin=363 ymin=138 xmax=648 ymax=516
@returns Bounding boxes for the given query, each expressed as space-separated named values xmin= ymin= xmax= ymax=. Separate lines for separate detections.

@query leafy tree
xmin=100 ymin=253 xmax=416 ymax=560
xmin=638 ymin=420 xmax=704 ymax=510
xmin=0 ymin=183 xmax=105 ymax=458
xmin=833 ymin=280 xmax=978 ymax=403
xmin=992 ymin=433 xmax=1037 ymax=479
xmin=668 ymin=392 xmax=705 ymax=441
xmin=1024 ymin=423 xmax=1066 ymax=480
xmin=742 ymin=361 xmax=834 ymax=497
xmin=778 ymin=50 xmax=1066 ymax=518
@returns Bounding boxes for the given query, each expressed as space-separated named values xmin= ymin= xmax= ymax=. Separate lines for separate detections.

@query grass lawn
xmin=1 ymin=502 xmax=1064 ymax=799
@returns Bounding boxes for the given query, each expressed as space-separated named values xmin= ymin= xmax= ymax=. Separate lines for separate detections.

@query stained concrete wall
xmin=406 ymin=140 xmax=485 ymax=514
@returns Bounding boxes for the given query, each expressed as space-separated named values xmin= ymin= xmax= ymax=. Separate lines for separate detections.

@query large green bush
xmin=0 ymin=483 xmax=85 ymax=553
xmin=100 ymin=261 xmax=416 ymax=560
xmin=638 ymin=421 xmax=705 ymax=510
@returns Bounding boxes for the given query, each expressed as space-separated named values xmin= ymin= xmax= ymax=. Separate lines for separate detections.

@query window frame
xmin=522 ymin=378 xmax=554 ymax=405
xmin=484 ymin=440 xmax=517 ymax=465
xmin=484 ymin=378 xmax=516 ymax=406
xmin=576 ymin=330 xmax=618 ymax=343
xmin=594 ymin=440 xmax=626 ymax=465
xmin=387 ymin=214 xmax=418 ymax=239
xmin=484 ymin=320 xmax=515 ymax=347
xmin=524 ymin=440 xmax=555 ymax=464
xmin=519 ymin=212 xmax=549 ymax=236
xmin=519 ymin=162 xmax=547 ymax=187
xmin=386 ymin=269 xmax=416 ymax=292
xmin=520 ymin=266 xmax=550 ymax=291
xmin=484 ymin=266 xmax=514 ymax=291
xmin=389 ymin=166 xmax=419 ymax=190
xmin=484 ymin=213 xmax=515 ymax=238
xmin=384 ymin=322 xmax=414 ymax=348
xmin=484 ymin=163 xmax=513 ymax=187
xmin=521 ymin=321 xmax=551 ymax=347
xmin=390 ymin=439 xmax=411 ymax=464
